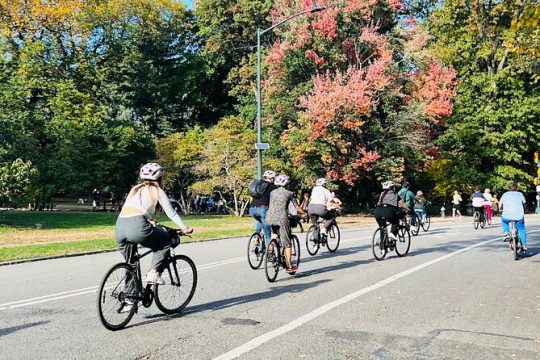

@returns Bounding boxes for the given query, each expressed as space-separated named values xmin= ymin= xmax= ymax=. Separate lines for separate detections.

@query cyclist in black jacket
xmin=248 ymin=170 xmax=277 ymax=246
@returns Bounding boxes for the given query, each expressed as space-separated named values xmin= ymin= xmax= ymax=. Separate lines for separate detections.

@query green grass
xmin=0 ymin=211 xmax=254 ymax=262
xmin=0 ymin=238 xmax=117 ymax=262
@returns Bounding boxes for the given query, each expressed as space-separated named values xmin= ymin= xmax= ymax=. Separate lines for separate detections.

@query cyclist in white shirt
xmin=307 ymin=178 xmax=336 ymax=235
xmin=500 ymin=182 xmax=528 ymax=252
xmin=482 ymin=188 xmax=493 ymax=222
xmin=115 ymin=163 xmax=193 ymax=285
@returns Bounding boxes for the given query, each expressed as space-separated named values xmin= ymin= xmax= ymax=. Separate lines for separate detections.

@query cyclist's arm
xmin=158 ymin=188 xmax=188 ymax=230
xmin=398 ymin=199 xmax=410 ymax=212
xmin=292 ymin=198 xmax=306 ymax=215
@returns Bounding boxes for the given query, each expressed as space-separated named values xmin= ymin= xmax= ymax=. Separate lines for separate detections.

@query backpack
xmin=248 ymin=179 xmax=269 ymax=198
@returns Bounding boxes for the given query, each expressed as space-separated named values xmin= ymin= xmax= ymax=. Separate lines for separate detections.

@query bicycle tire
xmin=512 ymin=236 xmax=518 ymax=261
xmin=264 ymin=240 xmax=280 ymax=282
xmin=97 ymin=263 xmax=137 ymax=331
xmin=395 ymin=226 xmax=411 ymax=256
xmin=326 ymin=224 xmax=340 ymax=252
xmin=154 ymin=255 xmax=197 ymax=314
xmin=291 ymin=235 xmax=301 ymax=270
xmin=421 ymin=213 xmax=431 ymax=232
xmin=480 ymin=215 xmax=486 ymax=229
xmin=305 ymin=225 xmax=320 ymax=256
xmin=372 ymin=228 xmax=387 ymax=261
xmin=247 ymin=232 xmax=265 ymax=270
xmin=473 ymin=212 xmax=479 ymax=229
xmin=411 ymin=215 xmax=420 ymax=236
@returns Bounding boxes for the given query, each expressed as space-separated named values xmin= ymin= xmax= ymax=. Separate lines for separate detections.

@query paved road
xmin=1 ymin=217 xmax=539 ymax=359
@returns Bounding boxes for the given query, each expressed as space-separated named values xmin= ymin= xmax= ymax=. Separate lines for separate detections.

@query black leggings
xmin=374 ymin=205 xmax=403 ymax=236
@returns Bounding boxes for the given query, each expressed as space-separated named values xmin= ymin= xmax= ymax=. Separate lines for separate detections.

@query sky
xmin=182 ymin=0 xmax=195 ymax=9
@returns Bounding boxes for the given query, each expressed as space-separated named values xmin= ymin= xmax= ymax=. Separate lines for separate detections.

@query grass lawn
xmin=0 ymin=211 xmax=253 ymax=262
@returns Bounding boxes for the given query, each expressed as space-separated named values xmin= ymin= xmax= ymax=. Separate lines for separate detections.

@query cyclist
xmin=398 ymin=181 xmax=416 ymax=224
xmin=267 ymin=174 xmax=306 ymax=273
xmin=248 ymin=170 xmax=277 ymax=246
xmin=374 ymin=180 xmax=410 ymax=241
xmin=471 ymin=187 xmax=486 ymax=222
xmin=500 ymin=182 xmax=528 ymax=252
xmin=482 ymin=188 xmax=493 ymax=222
xmin=414 ymin=190 xmax=429 ymax=224
xmin=115 ymin=163 xmax=193 ymax=286
xmin=308 ymin=178 xmax=336 ymax=236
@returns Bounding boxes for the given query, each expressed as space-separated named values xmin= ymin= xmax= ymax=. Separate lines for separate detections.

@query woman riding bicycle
xmin=308 ymin=178 xmax=337 ymax=236
xmin=266 ymin=174 xmax=306 ymax=273
xmin=115 ymin=163 xmax=193 ymax=285
xmin=373 ymin=181 xmax=410 ymax=241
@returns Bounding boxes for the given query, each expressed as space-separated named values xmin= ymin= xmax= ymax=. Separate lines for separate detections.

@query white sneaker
xmin=119 ymin=300 xmax=134 ymax=313
xmin=146 ymin=270 xmax=165 ymax=285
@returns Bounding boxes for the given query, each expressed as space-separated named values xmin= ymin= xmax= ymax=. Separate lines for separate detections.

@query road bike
xmin=247 ymin=227 xmax=266 ymax=270
xmin=97 ymin=226 xmax=197 ymax=331
xmin=264 ymin=226 xmax=300 ymax=282
xmin=372 ymin=219 xmax=411 ymax=261
xmin=473 ymin=207 xmax=487 ymax=229
xmin=305 ymin=218 xmax=340 ymax=256
xmin=505 ymin=220 xmax=523 ymax=261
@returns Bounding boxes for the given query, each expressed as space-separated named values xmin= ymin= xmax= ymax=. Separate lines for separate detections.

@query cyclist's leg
xmin=501 ymin=217 xmax=510 ymax=235
xmin=249 ymin=207 xmax=263 ymax=234
xmin=277 ymin=222 xmax=293 ymax=269
xmin=483 ymin=205 xmax=492 ymax=221
xmin=115 ymin=217 xmax=144 ymax=295
xmin=259 ymin=207 xmax=272 ymax=245
xmin=144 ymin=225 xmax=172 ymax=272
xmin=515 ymin=218 xmax=527 ymax=246
xmin=391 ymin=210 xmax=402 ymax=236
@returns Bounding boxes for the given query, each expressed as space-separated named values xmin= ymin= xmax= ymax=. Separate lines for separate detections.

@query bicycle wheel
xmin=372 ymin=228 xmax=387 ymax=261
xmin=411 ymin=214 xmax=420 ymax=236
xmin=97 ymin=263 xmax=137 ymax=331
xmin=305 ymin=225 xmax=320 ymax=256
xmin=264 ymin=240 xmax=280 ymax=282
xmin=154 ymin=255 xmax=197 ymax=314
xmin=473 ymin=212 xmax=479 ymax=229
xmin=480 ymin=215 xmax=486 ymax=229
xmin=326 ymin=224 xmax=340 ymax=252
xmin=247 ymin=232 xmax=265 ymax=270
xmin=512 ymin=237 xmax=518 ymax=261
xmin=421 ymin=213 xmax=431 ymax=232
xmin=395 ymin=226 xmax=411 ymax=257
xmin=290 ymin=235 xmax=301 ymax=269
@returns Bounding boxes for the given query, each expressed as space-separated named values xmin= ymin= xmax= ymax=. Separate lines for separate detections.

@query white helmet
xmin=315 ymin=178 xmax=326 ymax=186
xmin=140 ymin=163 xmax=164 ymax=181
xmin=263 ymin=170 xmax=276 ymax=179
xmin=274 ymin=174 xmax=290 ymax=186
xmin=382 ymin=180 xmax=395 ymax=190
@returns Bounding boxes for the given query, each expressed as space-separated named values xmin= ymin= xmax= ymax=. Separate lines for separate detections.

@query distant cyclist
xmin=398 ymin=181 xmax=416 ymax=213
xmin=266 ymin=175 xmax=306 ymax=273
xmin=500 ymin=182 xmax=528 ymax=252
xmin=374 ymin=181 xmax=410 ymax=241
xmin=482 ymin=188 xmax=493 ymax=222
xmin=471 ymin=187 xmax=486 ymax=221
xmin=248 ymin=170 xmax=277 ymax=245
xmin=414 ymin=190 xmax=429 ymax=224
xmin=308 ymin=178 xmax=337 ymax=236
xmin=115 ymin=163 xmax=193 ymax=285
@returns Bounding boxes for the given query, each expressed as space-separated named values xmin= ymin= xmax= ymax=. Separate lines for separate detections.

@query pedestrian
xmin=452 ymin=190 xmax=462 ymax=221
xmin=491 ymin=194 xmax=499 ymax=217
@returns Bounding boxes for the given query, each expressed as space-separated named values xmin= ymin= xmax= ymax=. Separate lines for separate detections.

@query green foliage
xmin=430 ymin=0 xmax=540 ymax=192
xmin=0 ymin=158 xmax=39 ymax=208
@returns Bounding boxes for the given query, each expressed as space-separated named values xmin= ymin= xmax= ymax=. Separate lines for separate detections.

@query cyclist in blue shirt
xmin=500 ymin=182 xmax=528 ymax=252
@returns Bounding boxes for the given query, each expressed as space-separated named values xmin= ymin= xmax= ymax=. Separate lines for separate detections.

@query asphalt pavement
xmin=1 ymin=216 xmax=539 ymax=359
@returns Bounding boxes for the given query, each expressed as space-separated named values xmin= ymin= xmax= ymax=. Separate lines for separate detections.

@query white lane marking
xmin=0 ymin=256 xmax=245 ymax=311
xmin=213 ymin=230 xmax=540 ymax=360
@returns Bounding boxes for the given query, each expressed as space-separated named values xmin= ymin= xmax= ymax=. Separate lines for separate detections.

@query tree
xmin=156 ymin=127 xmax=205 ymax=214
xmin=259 ymin=0 xmax=456 ymax=205
xmin=191 ymin=117 xmax=256 ymax=216
xmin=429 ymin=0 xmax=540 ymax=191
xmin=0 ymin=158 xmax=38 ymax=208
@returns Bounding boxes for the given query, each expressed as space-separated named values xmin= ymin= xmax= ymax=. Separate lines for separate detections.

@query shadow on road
xmin=0 ymin=321 xmax=50 ymax=337
xmin=126 ymin=279 xmax=331 ymax=329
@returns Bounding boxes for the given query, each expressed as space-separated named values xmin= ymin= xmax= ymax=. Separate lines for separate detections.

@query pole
xmin=256 ymin=29 xmax=262 ymax=180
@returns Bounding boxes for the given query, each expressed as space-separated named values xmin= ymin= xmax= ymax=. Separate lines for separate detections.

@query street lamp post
xmin=256 ymin=6 xmax=326 ymax=179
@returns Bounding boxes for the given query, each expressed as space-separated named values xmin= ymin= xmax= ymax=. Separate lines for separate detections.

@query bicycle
xmin=97 ymin=226 xmax=197 ymax=331
xmin=372 ymin=219 xmax=411 ymax=261
xmin=411 ymin=210 xmax=431 ymax=235
xmin=505 ymin=220 xmax=523 ymax=261
xmin=264 ymin=226 xmax=301 ymax=282
xmin=473 ymin=207 xmax=486 ymax=229
xmin=247 ymin=228 xmax=266 ymax=270
xmin=305 ymin=217 xmax=340 ymax=256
